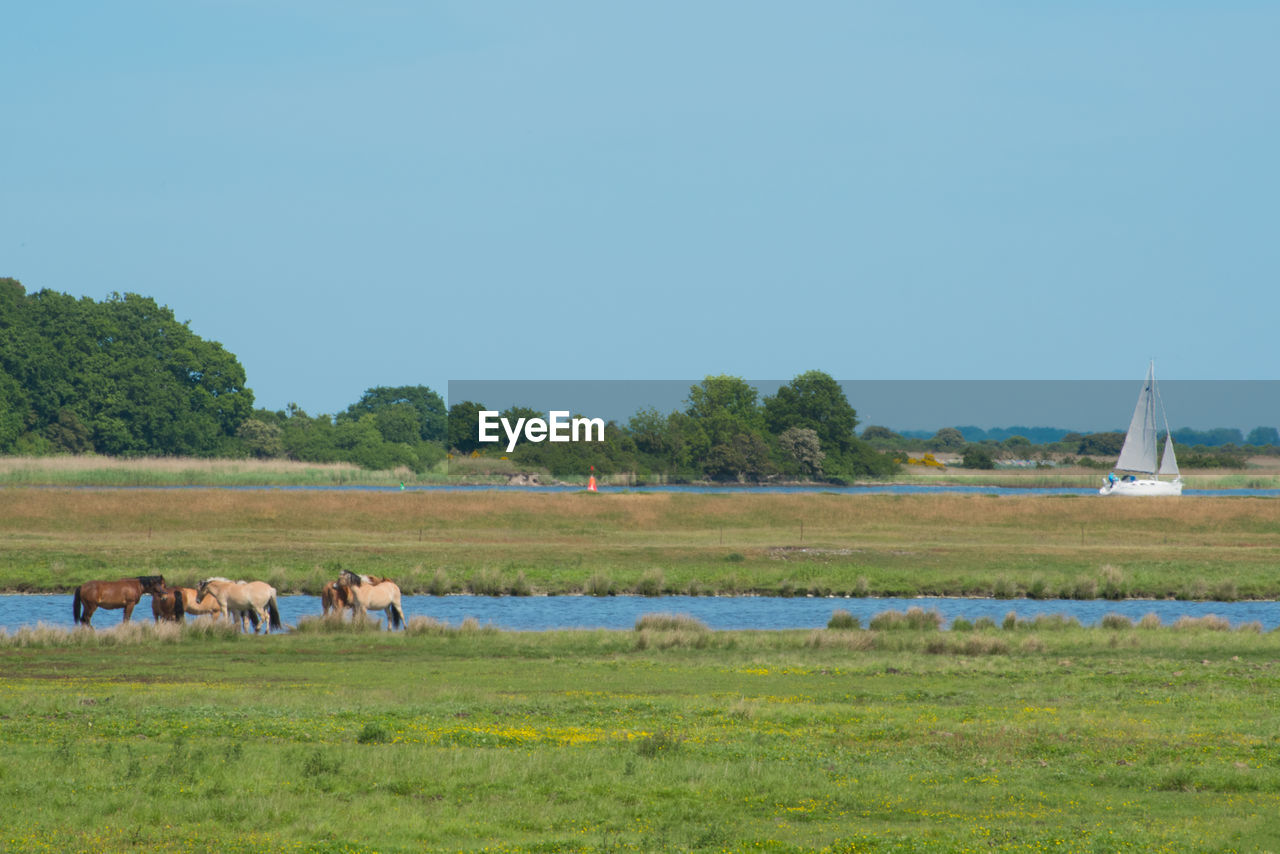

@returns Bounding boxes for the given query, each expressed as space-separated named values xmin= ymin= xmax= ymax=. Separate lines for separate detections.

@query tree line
xmin=0 ymin=282 xmax=898 ymax=480
xmin=245 ymin=372 xmax=902 ymax=482
xmin=3 ymin=281 xmax=1272 ymax=477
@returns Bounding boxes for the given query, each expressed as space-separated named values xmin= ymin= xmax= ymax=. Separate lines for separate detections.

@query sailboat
xmin=1098 ymin=361 xmax=1182 ymax=496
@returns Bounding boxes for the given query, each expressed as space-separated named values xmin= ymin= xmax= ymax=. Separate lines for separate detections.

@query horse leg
xmin=81 ymin=601 xmax=97 ymax=628
xmin=123 ymin=601 xmax=135 ymax=623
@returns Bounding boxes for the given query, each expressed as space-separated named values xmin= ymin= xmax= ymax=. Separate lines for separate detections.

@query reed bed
xmin=0 ymin=454 xmax=397 ymax=486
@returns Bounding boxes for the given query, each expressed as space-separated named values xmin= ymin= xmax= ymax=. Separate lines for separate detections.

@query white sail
xmin=1100 ymin=361 xmax=1183 ymax=496
xmin=1159 ymin=434 xmax=1179 ymax=476
xmin=1115 ymin=363 xmax=1158 ymax=474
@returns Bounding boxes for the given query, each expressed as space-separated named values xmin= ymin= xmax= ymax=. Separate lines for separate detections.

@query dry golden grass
xmin=5 ymin=487 xmax=1271 ymax=538
xmin=3 ymin=489 xmax=1279 ymax=596
xmin=0 ymin=454 xmax=371 ymax=477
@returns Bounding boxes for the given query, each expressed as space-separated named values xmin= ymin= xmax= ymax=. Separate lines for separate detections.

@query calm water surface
xmin=4 ymin=594 xmax=1278 ymax=633
xmin=60 ymin=484 xmax=1280 ymax=496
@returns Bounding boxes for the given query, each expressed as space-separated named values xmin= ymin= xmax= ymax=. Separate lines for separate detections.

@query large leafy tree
xmin=341 ymin=385 xmax=447 ymax=443
xmin=764 ymin=370 xmax=897 ymax=480
xmin=685 ymin=375 xmax=773 ymax=481
xmin=447 ymin=401 xmax=489 ymax=453
xmin=763 ymin=370 xmax=859 ymax=455
xmin=0 ymin=283 xmax=253 ymax=455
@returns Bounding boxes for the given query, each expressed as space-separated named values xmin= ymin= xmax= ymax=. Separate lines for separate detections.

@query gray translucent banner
xmin=448 ymin=379 xmax=1280 ymax=433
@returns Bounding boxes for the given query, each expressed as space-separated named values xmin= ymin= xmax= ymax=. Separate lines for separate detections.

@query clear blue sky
xmin=4 ymin=2 xmax=1277 ymax=416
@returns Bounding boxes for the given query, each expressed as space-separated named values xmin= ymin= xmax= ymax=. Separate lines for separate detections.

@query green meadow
xmin=2 ymin=482 xmax=1279 ymax=851
xmin=1 ymin=619 xmax=1278 ymax=853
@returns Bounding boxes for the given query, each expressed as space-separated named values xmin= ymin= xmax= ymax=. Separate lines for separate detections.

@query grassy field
xmin=2 ymin=487 xmax=1279 ymax=600
xmin=3 ymin=468 xmax=1279 ymax=851
xmin=1 ymin=619 xmax=1278 ymax=852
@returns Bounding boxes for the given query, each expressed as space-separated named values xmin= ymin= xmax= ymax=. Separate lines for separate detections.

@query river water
xmin=6 ymin=593 xmax=1278 ymax=633
xmin=54 ymin=483 xmax=1280 ymax=496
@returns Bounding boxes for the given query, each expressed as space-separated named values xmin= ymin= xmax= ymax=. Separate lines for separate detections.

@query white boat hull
xmin=1099 ymin=478 xmax=1182 ymax=497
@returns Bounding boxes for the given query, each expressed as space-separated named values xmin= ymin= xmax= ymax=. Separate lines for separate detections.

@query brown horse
xmin=320 ymin=580 xmax=351 ymax=616
xmin=150 ymin=583 xmax=187 ymax=624
xmin=73 ymin=576 xmax=167 ymax=627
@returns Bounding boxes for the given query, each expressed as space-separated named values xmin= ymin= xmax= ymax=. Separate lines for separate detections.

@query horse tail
xmin=72 ymin=587 xmax=83 ymax=624
xmin=390 ymin=600 xmax=405 ymax=630
xmin=267 ymin=595 xmax=282 ymax=631
xmin=172 ymin=590 xmax=185 ymax=623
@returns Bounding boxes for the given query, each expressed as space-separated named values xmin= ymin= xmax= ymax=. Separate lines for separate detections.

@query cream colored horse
xmin=197 ymin=577 xmax=283 ymax=633
xmin=338 ymin=570 xmax=405 ymax=629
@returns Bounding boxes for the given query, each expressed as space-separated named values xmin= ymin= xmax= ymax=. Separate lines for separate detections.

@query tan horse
xmin=338 ymin=570 xmax=405 ymax=629
xmin=320 ymin=580 xmax=352 ymax=617
xmin=73 ymin=575 xmax=167 ymax=627
xmin=197 ymin=577 xmax=283 ymax=633
xmin=321 ymin=575 xmax=387 ymax=617
xmin=172 ymin=586 xmax=223 ymax=619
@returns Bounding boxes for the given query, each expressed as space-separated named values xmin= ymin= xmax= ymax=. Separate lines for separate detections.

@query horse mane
xmin=137 ymin=575 xmax=165 ymax=587
xmin=340 ymin=569 xmax=364 ymax=587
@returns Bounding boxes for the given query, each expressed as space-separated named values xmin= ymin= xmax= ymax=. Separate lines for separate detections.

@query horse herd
xmin=70 ymin=569 xmax=406 ymax=632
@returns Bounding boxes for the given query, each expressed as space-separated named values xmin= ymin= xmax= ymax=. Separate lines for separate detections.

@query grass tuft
xmin=633 ymin=569 xmax=666 ymax=597
xmin=1173 ymin=615 xmax=1232 ymax=631
xmin=583 ymin=572 xmax=617 ymax=596
xmin=870 ymin=607 xmax=943 ymax=631
xmin=635 ymin=613 xmax=709 ymax=632
xmin=826 ymin=609 xmax=860 ymax=630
